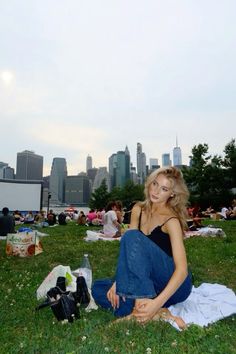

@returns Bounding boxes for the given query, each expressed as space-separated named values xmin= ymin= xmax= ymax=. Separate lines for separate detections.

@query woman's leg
xmin=115 ymin=229 xmax=192 ymax=305
xmin=91 ymin=278 xmax=134 ymax=317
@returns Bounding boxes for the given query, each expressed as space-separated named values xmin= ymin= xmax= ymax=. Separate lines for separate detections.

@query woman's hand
xmin=133 ymin=298 xmax=160 ymax=323
xmin=107 ymin=282 xmax=120 ymax=309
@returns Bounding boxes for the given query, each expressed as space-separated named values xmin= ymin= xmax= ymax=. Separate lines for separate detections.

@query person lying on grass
xmin=92 ymin=167 xmax=192 ymax=328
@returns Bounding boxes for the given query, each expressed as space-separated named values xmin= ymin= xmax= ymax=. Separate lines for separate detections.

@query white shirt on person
xmin=103 ymin=210 xmax=118 ymax=237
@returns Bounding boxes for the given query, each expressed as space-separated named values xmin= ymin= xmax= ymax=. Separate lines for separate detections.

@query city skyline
xmin=0 ymin=136 xmax=234 ymax=178
xmin=1 ymin=1 xmax=235 ymax=175
xmin=2 ymin=140 xmax=185 ymax=178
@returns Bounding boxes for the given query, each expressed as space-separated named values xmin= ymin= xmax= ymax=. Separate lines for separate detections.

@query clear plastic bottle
xmin=78 ymin=254 xmax=92 ymax=289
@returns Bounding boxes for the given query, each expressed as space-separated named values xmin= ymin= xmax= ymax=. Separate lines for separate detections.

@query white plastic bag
xmin=36 ymin=265 xmax=76 ymax=300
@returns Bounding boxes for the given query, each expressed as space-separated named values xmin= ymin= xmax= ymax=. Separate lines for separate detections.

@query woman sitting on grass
xmin=92 ymin=167 xmax=192 ymax=328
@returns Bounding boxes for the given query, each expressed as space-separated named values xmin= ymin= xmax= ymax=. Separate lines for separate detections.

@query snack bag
xmin=6 ymin=231 xmax=43 ymax=257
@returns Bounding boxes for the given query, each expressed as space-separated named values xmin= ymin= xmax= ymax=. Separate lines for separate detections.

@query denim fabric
xmin=92 ymin=279 xmax=134 ymax=317
xmin=92 ymin=229 xmax=192 ymax=317
xmin=115 ymin=230 xmax=192 ymax=306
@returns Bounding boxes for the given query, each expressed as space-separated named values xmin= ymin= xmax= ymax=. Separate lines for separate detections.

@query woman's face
xmin=149 ymin=173 xmax=173 ymax=204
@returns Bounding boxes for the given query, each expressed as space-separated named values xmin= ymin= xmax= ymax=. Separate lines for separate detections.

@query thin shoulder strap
xmin=138 ymin=208 xmax=142 ymax=230
xmin=161 ymin=216 xmax=178 ymax=227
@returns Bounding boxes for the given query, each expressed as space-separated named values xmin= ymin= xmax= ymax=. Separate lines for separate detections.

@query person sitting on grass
xmin=92 ymin=167 xmax=192 ymax=328
xmin=77 ymin=211 xmax=87 ymax=226
xmin=47 ymin=209 xmax=57 ymax=226
xmin=58 ymin=212 xmax=67 ymax=225
xmin=102 ymin=201 xmax=121 ymax=238
xmin=24 ymin=211 xmax=35 ymax=224
xmin=0 ymin=207 xmax=15 ymax=236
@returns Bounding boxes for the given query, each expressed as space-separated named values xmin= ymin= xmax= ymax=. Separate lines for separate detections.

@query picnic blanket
xmin=84 ymin=230 xmax=121 ymax=242
xmin=167 ymin=283 xmax=236 ymax=330
xmin=184 ymin=227 xmax=226 ymax=239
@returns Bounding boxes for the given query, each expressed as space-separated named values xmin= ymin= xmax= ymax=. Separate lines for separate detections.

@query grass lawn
xmin=0 ymin=220 xmax=235 ymax=354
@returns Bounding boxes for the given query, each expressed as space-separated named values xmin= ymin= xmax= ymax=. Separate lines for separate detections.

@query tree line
xmin=89 ymin=139 xmax=236 ymax=211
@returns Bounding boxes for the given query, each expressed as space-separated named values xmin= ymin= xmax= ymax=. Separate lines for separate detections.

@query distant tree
xmin=182 ymin=143 xmax=232 ymax=209
xmin=182 ymin=144 xmax=211 ymax=205
xmin=109 ymin=186 xmax=123 ymax=202
xmin=108 ymin=181 xmax=145 ymax=208
xmin=120 ymin=180 xmax=145 ymax=208
xmin=88 ymin=179 xmax=110 ymax=210
xmin=223 ymin=139 xmax=236 ymax=189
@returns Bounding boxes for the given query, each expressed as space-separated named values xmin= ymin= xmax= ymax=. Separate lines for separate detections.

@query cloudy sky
xmin=1 ymin=0 xmax=235 ymax=176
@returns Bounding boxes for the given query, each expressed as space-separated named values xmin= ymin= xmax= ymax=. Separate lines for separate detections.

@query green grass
xmin=0 ymin=220 xmax=235 ymax=354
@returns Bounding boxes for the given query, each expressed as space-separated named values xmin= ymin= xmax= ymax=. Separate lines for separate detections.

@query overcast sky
xmin=1 ymin=0 xmax=235 ymax=176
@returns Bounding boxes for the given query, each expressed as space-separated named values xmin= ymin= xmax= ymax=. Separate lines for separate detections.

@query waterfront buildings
xmin=16 ymin=150 xmax=43 ymax=181
xmin=92 ymin=167 xmax=110 ymax=192
xmin=162 ymin=153 xmax=171 ymax=167
xmin=137 ymin=142 xmax=146 ymax=184
xmin=49 ymin=158 xmax=67 ymax=204
xmin=65 ymin=174 xmax=90 ymax=205
xmin=0 ymin=162 xmax=14 ymax=179
xmin=173 ymin=138 xmax=182 ymax=166
xmin=4 ymin=139 xmax=186 ymax=206
xmin=86 ymin=155 xmax=92 ymax=172
xmin=109 ymin=146 xmax=131 ymax=189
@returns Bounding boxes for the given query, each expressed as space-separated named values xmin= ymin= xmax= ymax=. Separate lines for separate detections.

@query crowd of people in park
xmin=1 ymin=195 xmax=236 ymax=237
xmin=0 ymin=201 xmax=126 ymax=236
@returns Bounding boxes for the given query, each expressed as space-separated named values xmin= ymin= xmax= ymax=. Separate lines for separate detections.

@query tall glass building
xmin=65 ymin=174 xmax=90 ymax=205
xmin=136 ymin=142 xmax=146 ymax=184
xmin=16 ymin=150 xmax=43 ymax=181
xmin=173 ymin=138 xmax=182 ymax=166
xmin=86 ymin=155 xmax=92 ymax=172
xmin=109 ymin=146 xmax=130 ymax=188
xmin=162 ymin=153 xmax=171 ymax=167
xmin=49 ymin=158 xmax=67 ymax=204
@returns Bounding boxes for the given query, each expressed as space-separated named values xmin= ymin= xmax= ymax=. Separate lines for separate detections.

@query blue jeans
xmin=92 ymin=229 xmax=192 ymax=317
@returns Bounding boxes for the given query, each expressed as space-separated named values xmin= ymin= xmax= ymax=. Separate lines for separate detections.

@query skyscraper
xmin=16 ymin=150 xmax=43 ymax=180
xmin=149 ymin=158 xmax=159 ymax=170
xmin=162 ymin=153 xmax=171 ymax=167
xmin=137 ymin=142 xmax=146 ymax=184
xmin=108 ymin=153 xmax=117 ymax=189
xmin=173 ymin=137 xmax=182 ymax=166
xmin=92 ymin=167 xmax=110 ymax=192
xmin=65 ymin=174 xmax=90 ymax=205
xmin=109 ymin=146 xmax=131 ymax=188
xmin=49 ymin=157 xmax=67 ymax=204
xmin=86 ymin=155 xmax=92 ymax=172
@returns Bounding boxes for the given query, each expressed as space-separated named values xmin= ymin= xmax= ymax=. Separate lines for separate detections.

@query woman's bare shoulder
xmin=132 ymin=203 xmax=142 ymax=215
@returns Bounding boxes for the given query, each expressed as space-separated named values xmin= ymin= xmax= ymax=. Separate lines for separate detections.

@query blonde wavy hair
xmin=140 ymin=166 xmax=189 ymax=231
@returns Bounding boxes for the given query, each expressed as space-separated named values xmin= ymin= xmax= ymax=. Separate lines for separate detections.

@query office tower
xmin=173 ymin=137 xmax=182 ymax=166
xmin=130 ymin=163 xmax=138 ymax=184
xmin=16 ymin=150 xmax=43 ymax=180
xmin=149 ymin=158 xmax=159 ymax=169
xmin=109 ymin=146 xmax=131 ymax=188
xmin=65 ymin=174 xmax=90 ymax=205
xmin=86 ymin=155 xmax=92 ymax=172
xmin=0 ymin=162 xmax=13 ymax=179
xmin=137 ymin=142 xmax=146 ymax=184
xmin=49 ymin=158 xmax=67 ymax=204
xmin=92 ymin=167 xmax=110 ymax=192
xmin=162 ymin=153 xmax=171 ymax=167
xmin=87 ymin=167 xmax=98 ymax=192
xmin=149 ymin=158 xmax=160 ymax=175
xmin=2 ymin=166 xmax=14 ymax=179
xmin=109 ymin=153 xmax=117 ymax=189
xmin=116 ymin=148 xmax=130 ymax=188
